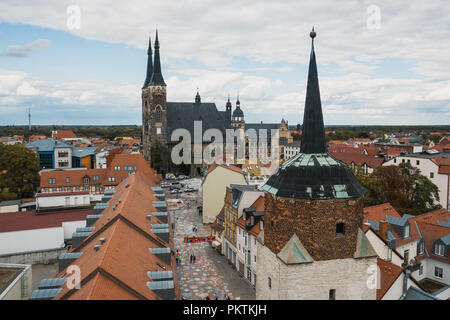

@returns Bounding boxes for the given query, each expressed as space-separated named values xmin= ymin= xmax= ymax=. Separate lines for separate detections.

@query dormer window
xmin=435 ymin=243 xmax=445 ymax=256
xmin=404 ymin=224 xmax=410 ymax=238
xmin=418 ymin=241 xmax=425 ymax=255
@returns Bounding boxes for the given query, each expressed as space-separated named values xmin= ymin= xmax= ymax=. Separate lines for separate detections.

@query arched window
xmin=336 ymin=222 xmax=345 ymax=235
xmin=155 ymin=105 xmax=162 ymax=123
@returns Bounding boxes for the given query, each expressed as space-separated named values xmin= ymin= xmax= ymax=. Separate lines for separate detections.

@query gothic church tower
xmin=142 ymin=30 xmax=167 ymax=161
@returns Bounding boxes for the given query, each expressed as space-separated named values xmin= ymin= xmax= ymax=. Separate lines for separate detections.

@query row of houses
xmin=28 ymin=170 xmax=176 ymax=300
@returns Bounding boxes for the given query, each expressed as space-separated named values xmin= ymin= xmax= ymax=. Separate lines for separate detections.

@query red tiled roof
xmin=415 ymin=221 xmax=450 ymax=264
xmin=41 ymin=168 xmax=107 ymax=188
xmin=52 ymin=130 xmax=77 ymax=139
xmin=207 ymin=163 xmax=243 ymax=175
xmin=103 ymin=153 xmax=159 ymax=186
xmin=0 ymin=208 xmax=92 ymax=233
xmin=364 ymin=203 xmax=402 ymax=222
xmin=331 ymin=152 xmax=384 ymax=168
xmin=54 ymin=170 xmax=177 ymax=300
xmin=377 ymin=257 xmax=404 ymax=300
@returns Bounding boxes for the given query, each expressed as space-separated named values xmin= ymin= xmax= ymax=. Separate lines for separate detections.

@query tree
xmin=150 ymin=140 xmax=169 ymax=174
xmin=0 ymin=144 xmax=40 ymax=201
xmin=356 ymin=162 xmax=441 ymax=215
xmin=292 ymin=133 xmax=302 ymax=141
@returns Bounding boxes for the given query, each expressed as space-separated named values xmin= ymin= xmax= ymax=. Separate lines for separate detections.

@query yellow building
xmin=202 ymin=164 xmax=247 ymax=224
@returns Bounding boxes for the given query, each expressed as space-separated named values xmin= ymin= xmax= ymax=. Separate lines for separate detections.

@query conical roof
xmin=262 ymin=29 xmax=366 ymax=200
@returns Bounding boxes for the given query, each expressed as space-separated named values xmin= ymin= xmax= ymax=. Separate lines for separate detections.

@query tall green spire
xmin=300 ymin=27 xmax=326 ymax=154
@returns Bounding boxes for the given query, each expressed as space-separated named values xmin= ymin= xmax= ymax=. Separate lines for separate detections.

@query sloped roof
xmin=401 ymin=285 xmax=440 ymax=300
xmin=166 ymin=102 xmax=230 ymax=141
xmin=104 ymin=153 xmax=158 ymax=186
xmin=330 ymin=152 xmax=384 ymax=168
xmin=354 ymin=228 xmax=377 ymax=259
xmin=377 ymin=257 xmax=404 ymax=300
xmin=26 ymin=139 xmax=71 ymax=152
xmin=41 ymin=168 xmax=107 ymax=188
xmin=262 ymin=153 xmax=367 ymax=199
xmin=277 ymin=233 xmax=313 ymax=265
xmin=52 ymin=130 xmax=77 ymax=139
xmin=364 ymin=203 xmax=402 ymax=222
xmin=0 ymin=208 xmax=92 ymax=233
xmin=415 ymin=221 xmax=450 ymax=263
xmin=54 ymin=171 xmax=176 ymax=300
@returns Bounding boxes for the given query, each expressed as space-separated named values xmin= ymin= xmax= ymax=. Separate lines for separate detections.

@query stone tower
xmin=142 ymin=30 xmax=167 ymax=161
xmin=256 ymin=28 xmax=377 ymax=300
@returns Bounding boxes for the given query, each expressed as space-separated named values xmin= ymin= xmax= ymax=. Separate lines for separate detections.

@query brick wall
xmin=263 ymin=192 xmax=365 ymax=261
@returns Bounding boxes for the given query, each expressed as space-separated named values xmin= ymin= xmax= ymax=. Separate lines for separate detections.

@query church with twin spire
xmin=141 ymin=30 xmax=292 ymax=175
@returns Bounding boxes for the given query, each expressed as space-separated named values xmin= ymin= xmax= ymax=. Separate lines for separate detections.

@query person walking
xmin=190 ymin=253 xmax=193 ymax=263
xmin=193 ymin=253 xmax=196 ymax=264
xmin=215 ymin=293 xmax=218 ymax=300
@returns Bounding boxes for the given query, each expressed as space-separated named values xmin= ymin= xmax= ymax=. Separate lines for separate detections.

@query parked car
xmin=170 ymin=189 xmax=182 ymax=194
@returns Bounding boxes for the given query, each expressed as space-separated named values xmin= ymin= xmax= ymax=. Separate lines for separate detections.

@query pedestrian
xmin=205 ymin=295 xmax=210 ymax=300
xmin=226 ymin=295 xmax=230 ymax=300
xmin=190 ymin=253 xmax=193 ymax=263
xmin=215 ymin=293 xmax=218 ymax=300
xmin=193 ymin=254 xmax=196 ymax=263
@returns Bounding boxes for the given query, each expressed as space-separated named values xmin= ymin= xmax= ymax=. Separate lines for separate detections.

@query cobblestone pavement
xmin=166 ymin=178 xmax=255 ymax=301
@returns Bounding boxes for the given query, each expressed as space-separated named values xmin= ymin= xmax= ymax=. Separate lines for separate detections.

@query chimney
xmin=379 ymin=220 xmax=388 ymax=240
xmin=402 ymin=269 xmax=411 ymax=297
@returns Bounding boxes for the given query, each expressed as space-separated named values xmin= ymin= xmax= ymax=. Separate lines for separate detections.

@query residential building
xmin=51 ymin=130 xmax=77 ymax=141
xmin=27 ymin=140 xmax=73 ymax=169
xmin=256 ymin=30 xmax=378 ymax=300
xmin=364 ymin=204 xmax=450 ymax=295
xmin=201 ymin=163 xmax=247 ymax=224
xmin=0 ymin=208 xmax=91 ymax=257
xmin=211 ymin=206 xmax=225 ymax=255
xmin=284 ymin=141 xmax=301 ymax=159
xmin=223 ymin=184 xmax=262 ymax=272
xmin=33 ymin=170 xmax=177 ymax=300
xmin=235 ymin=196 xmax=264 ymax=288
xmin=383 ymin=152 xmax=450 ymax=209
xmin=36 ymin=191 xmax=91 ymax=212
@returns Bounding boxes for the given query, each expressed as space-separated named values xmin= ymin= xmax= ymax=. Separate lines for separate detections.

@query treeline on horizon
xmin=0 ymin=124 xmax=449 ymax=141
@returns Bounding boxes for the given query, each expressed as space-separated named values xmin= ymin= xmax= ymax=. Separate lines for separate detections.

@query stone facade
xmin=256 ymin=241 xmax=377 ymax=300
xmin=263 ymin=192 xmax=365 ymax=261
xmin=142 ymin=85 xmax=167 ymax=161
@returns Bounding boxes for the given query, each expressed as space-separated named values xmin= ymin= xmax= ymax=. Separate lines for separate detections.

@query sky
xmin=0 ymin=0 xmax=449 ymax=126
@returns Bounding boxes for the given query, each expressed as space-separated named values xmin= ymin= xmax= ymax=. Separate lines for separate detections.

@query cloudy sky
xmin=0 ymin=0 xmax=449 ymax=126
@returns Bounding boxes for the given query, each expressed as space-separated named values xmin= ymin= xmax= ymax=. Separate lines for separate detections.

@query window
xmin=114 ymin=166 xmax=121 ymax=171
xmin=268 ymin=277 xmax=271 ymax=289
xmin=404 ymin=249 xmax=409 ymax=263
xmin=83 ymin=177 xmax=89 ymax=185
xmin=435 ymin=267 xmax=443 ymax=278
xmin=394 ymin=158 xmax=397 ymax=163
xmin=336 ymin=223 xmax=345 ymax=235
xmin=155 ymin=106 xmax=162 ymax=123
xmin=49 ymin=178 xmax=55 ymax=184
xmin=387 ymin=248 xmax=392 ymax=261
xmin=416 ymin=160 xmax=420 ymax=165
xmin=430 ymin=172 xmax=434 ymax=179
xmin=66 ymin=177 xmax=70 ymax=183
xmin=419 ymin=265 xmax=423 ymax=276
xmin=93 ymin=175 xmax=99 ymax=181
xmin=329 ymin=289 xmax=336 ymax=300
xmin=418 ymin=242 xmax=424 ymax=255
xmin=254 ymin=255 xmax=256 ymax=263
xmin=407 ymin=159 xmax=410 ymax=163
xmin=402 ymin=159 xmax=405 ymax=163
xmin=435 ymin=243 xmax=445 ymax=256
xmin=404 ymin=224 xmax=410 ymax=238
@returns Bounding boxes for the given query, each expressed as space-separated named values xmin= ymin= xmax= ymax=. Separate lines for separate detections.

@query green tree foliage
xmin=292 ymin=133 xmax=302 ymax=141
xmin=0 ymin=144 xmax=40 ymax=201
xmin=356 ymin=162 xmax=441 ymax=215
xmin=150 ymin=140 xmax=169 ymax=174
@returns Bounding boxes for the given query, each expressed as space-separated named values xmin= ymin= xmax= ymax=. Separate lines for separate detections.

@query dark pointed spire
xmin=226 ymin=93 xmax=232 ymax=110
xmin=236 ymin=92 xmax=240 ymax=106
xmin=150 ymin=29 xmax=166 ymax=86
xmin=142 ymin=36 xmax=153 ymax=88
xmin=300 ymin=27 xmax=326 ymax=154
xmin=195 ymin=88 xmax=201 ymax=104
